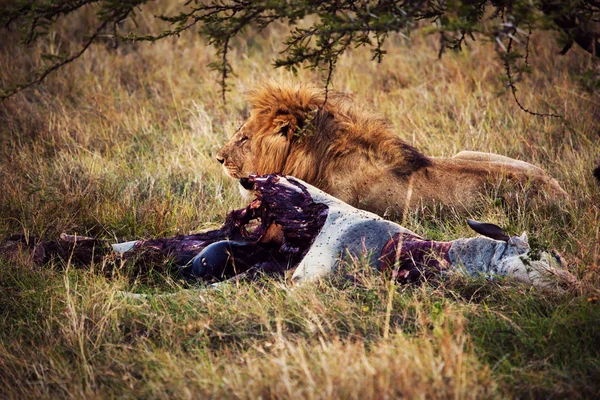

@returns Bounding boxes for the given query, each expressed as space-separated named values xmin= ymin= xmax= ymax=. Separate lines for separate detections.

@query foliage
xmin=1 ymin=0 xmax=599 ymax=109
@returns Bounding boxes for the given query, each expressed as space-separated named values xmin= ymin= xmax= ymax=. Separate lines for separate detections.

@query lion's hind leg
xmin=452 ymin=151 xmax=568 ymax=199
xmin=452 ymin=151 xmax=545 ymax=174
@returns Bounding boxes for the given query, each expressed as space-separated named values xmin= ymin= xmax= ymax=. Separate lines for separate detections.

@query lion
xmin=216 ymin=82 xmax=567 ymax=216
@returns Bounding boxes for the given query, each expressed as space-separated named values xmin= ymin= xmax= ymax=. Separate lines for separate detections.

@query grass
xmin=1 ymin=4 xmax=600 ymax=398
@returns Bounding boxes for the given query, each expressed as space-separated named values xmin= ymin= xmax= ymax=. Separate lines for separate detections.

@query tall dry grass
xmin=0 ymin=3 xmax=599 ymax=398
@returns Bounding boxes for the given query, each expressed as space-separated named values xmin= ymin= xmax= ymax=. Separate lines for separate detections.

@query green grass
xmin=1 ymin=4 xmax=599 ymax=398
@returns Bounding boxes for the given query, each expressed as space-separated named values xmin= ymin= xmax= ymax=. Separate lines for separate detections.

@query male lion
xmin=216 ymin=83 xmax=567 ymax=216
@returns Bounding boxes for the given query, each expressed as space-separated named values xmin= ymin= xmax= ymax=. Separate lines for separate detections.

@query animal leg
xmin=452 ymin=151 xmax=545 ymax=174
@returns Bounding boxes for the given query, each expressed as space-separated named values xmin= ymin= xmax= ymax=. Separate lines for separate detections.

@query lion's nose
xmin=216 ymin=155 xmax=225 ymax=164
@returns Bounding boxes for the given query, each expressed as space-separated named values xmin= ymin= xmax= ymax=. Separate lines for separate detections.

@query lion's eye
xmin=240 ymin=136 xmax=248 ymax=143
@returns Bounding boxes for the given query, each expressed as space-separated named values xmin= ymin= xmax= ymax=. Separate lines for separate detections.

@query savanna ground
xmin=1 ymin=4 xmax=600 ymax=399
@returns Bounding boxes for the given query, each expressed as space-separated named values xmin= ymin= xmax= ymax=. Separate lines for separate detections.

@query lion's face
xmin=216 ymin=109 xmax=299 ymax=179
xmin=216 ymin=123 xmax=255 ymax=179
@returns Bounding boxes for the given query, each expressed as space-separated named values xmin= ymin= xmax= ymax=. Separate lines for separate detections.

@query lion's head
xmin=216 ymin=82 xmax=430 ymax=191
xmin=216 ymin=83 xmax=323 ymax=180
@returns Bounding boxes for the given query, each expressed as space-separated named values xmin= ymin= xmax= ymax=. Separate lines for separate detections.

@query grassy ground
xmin=1 ymin=6 xmax=600 ymax=399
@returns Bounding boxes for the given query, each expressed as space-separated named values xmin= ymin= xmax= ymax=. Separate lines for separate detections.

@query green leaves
xmin=1 ymin=0 xmax=599 ymax=104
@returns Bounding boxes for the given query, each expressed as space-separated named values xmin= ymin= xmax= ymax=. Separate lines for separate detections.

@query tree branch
xmin=1 ymin=18 xmax=110 ymax=101
xmin=539 ymin=0 xmax=600 ymax=58
xmin=504 ymin=35 xmax=562 ymax=118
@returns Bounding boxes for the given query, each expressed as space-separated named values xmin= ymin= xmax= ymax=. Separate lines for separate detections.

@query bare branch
xmin=1 ymin=18 xmax=111 ymax=102
xmin=504 ymin=35 xmax=562 ymax=119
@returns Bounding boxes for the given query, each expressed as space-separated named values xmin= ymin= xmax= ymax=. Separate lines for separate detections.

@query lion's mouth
xmin=222 ymin=164 xmax=247 ymax=179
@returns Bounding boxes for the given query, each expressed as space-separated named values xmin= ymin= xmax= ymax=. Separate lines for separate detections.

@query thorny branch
xmin=1 ymin=18 xmax=111 ymax=101
xmin=504 ymin=32 xmax=562 ymax=118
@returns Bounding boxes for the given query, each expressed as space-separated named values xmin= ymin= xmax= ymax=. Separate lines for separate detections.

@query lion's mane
xmin=228 ymin=82 xmax=430 ymax=193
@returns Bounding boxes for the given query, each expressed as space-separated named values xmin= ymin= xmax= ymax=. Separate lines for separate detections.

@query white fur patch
xmin=289 ymin=177 xmax=418 ymax=283
xmin=238 ymin=183 xmax=253 ymax=201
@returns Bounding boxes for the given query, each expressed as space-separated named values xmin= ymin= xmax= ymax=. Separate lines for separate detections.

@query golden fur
xmin=217 ymin=82 xmax=567 ymax=216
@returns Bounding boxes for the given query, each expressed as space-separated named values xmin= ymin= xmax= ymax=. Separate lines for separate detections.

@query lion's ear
xmin=273 ymin=111 xmax=305 ymax=140
xmin=273 ymin=117 xmax=293 ymax=139
xmin=273 ymin=114 xmax=298 ymax=140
